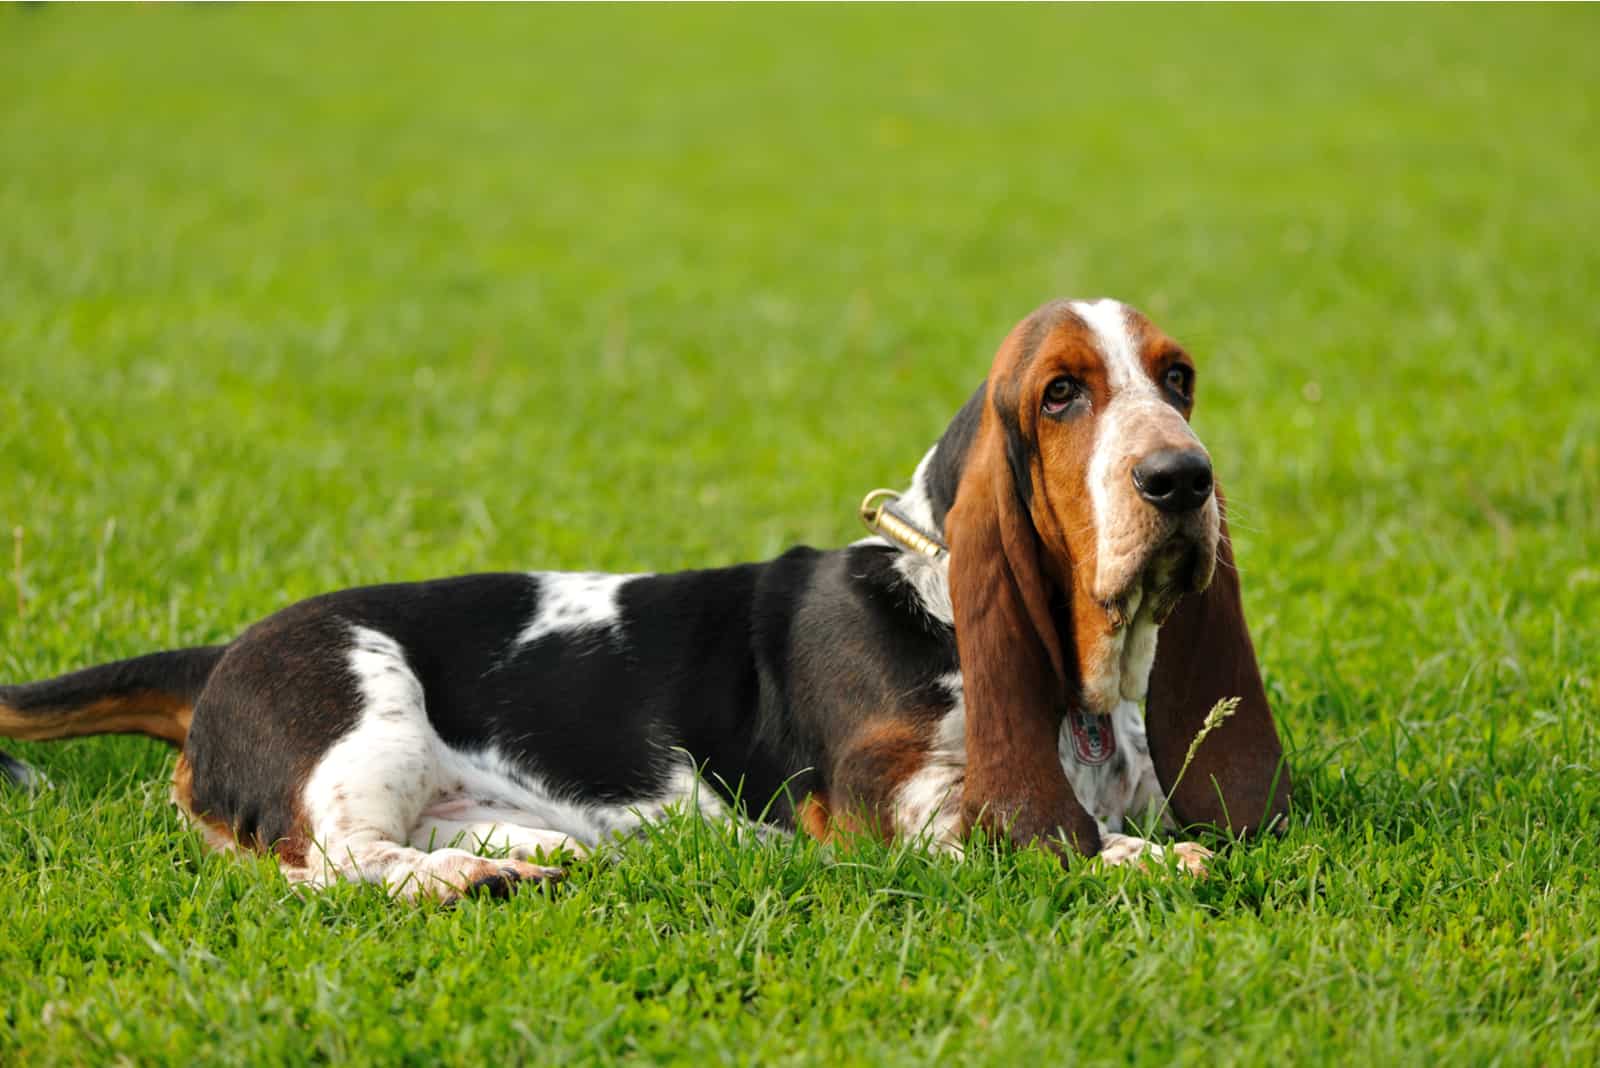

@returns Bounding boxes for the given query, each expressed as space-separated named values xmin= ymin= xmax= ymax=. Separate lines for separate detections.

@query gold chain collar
xmin=857 ymin=489 xmax=948 ymax=560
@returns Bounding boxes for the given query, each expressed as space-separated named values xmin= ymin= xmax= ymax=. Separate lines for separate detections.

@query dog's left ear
xmin=1145 ymin=489 xmax=1291 ymax=834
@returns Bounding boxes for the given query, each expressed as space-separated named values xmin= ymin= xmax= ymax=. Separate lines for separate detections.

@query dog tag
xmin=1067 ymin=708 xmax=1118 ymax=766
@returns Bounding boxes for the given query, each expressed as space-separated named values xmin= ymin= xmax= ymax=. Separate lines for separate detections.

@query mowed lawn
xmin=2 ymin=5 xmax=1597 ymax=1064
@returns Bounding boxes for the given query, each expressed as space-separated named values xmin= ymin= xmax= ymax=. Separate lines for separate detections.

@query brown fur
xmin=948 ymin=317 xmax=1100 ymax=854
xmin=171 ymin=753 xmax=248 ymax=855
xmin=0 ymin=692 xmax=191 ymax=746
xmin=170 ymin=752 xmax=313 ymax=867
xmin=796 ymin=793 xmax=835 ymax=843
xmin=829 ymin=717 xmax=938 ymax=838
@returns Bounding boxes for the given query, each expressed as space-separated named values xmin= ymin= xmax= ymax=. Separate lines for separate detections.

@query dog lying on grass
xmin=2 ymin=299 xmax=1289 ymax=902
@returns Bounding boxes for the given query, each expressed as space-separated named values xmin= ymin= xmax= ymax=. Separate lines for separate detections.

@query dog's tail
xmin=0 ymin=646 xmax=227 ymax=786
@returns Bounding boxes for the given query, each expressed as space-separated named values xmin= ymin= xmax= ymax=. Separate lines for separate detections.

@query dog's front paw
xmin=1169 ymin=840 xmax=1213 ymax=877
xmin=1096 ymin=833 xmax=1211 ymax=876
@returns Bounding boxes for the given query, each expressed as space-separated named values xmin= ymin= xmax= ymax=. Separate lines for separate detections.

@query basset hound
xmin=0 ymin=298 xmax=1290 ymax=902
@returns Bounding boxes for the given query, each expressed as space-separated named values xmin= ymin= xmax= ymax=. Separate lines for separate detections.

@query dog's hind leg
xmin=274 ymin=627 xmax=563 ymax=903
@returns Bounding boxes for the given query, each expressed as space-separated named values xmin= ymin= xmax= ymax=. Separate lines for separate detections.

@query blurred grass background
xmin=2 ymin=5 xmax=1598 ymax=1065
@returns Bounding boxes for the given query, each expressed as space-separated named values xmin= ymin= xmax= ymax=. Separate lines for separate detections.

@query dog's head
xmin=947 ymin=298 xmax=1219 ymax=716
xmin=942 ymin=299 xmax=1288 ymax=843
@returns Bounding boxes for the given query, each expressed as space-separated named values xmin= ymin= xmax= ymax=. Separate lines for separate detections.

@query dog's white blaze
xmin=289 ymin=625 xmax=724 ymax=898
xmin=516 ymin=572 xmax=642 ymax=648
xmin=1076 ymin=297 xmax=1156 ymax=497
xmin=1070 ymin=299 xmax=1149 ymax=394
xmin=1079 ymin=300 xmax=1148 ymax=608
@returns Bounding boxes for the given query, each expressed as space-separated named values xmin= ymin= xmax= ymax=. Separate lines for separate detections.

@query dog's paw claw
xmin=453 ymin=860 xmax=565 ymax=902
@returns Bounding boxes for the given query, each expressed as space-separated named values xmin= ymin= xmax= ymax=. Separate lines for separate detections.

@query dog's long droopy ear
xmin=947 ymin=403 xmax=1100 ymax=854
xmin=1145 ymin=490 xmax=1290 ymax=834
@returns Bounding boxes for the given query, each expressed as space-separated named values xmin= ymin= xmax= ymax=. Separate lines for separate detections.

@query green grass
xmin=2 ymin=4 xmax=1598 ymax=1064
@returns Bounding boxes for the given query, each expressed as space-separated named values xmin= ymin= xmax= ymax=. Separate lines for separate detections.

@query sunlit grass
xmin=2 ymin=5 xmax=1597 ymax=1064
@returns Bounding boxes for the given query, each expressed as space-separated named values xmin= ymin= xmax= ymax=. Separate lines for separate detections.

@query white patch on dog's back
xmin=516 ymin=572 xmax=643 ymax=648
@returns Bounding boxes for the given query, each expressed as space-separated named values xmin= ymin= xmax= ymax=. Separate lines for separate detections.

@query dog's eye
xmin=1042 ymin=377 xmax=1081 ymax=415
xmin=1164 ymin=366 xmax=1193 ymax=399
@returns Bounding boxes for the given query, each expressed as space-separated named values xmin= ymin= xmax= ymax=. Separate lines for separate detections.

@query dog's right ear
xmin=946 ymin=392 xmax=1099 ymax=855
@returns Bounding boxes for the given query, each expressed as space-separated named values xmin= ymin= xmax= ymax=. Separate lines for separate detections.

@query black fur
xmin=0 ymin=647 xmax=226 ymax=786
xmin=0 ymin=647 xmax=225 ymax=714
xmin=174 ymin=545 xmax=961 ymax=841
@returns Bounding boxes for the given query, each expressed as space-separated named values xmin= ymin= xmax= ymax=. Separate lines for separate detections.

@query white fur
xmin=516 ymin=572 xmax=643 ymax=648
xmin=1120 ymin=617 xmax=1160 ymax=702
xmin=893 ymin=672 xmax=966 ymax=850
xmin=1070 ymin=298 xmax=1150 ymax=394
xmin=1 ymin=754 xmax=43 ymax=790
xmin=895 ymin=553 xmax=954 ymax=627
xmin=285 ymin=625 xmax=723 ymax=900
xmin=1098 ymin=832 xmax=1211 ymax=875
xmin=892 ymin=445 xmax=942 ymax=532
xmin=852 ymin=444 xmax=956 ymax=626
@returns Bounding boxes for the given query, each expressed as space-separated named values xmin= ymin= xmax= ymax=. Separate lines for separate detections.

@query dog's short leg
xmin=289 ymin=833 xmax=563 ymax=903
xmin=286 ymin=790 xmax=567 ymax=902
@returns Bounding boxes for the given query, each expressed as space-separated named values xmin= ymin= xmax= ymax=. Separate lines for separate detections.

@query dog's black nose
xmin=1132 ymin=449 xmax=1213 ymax=513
